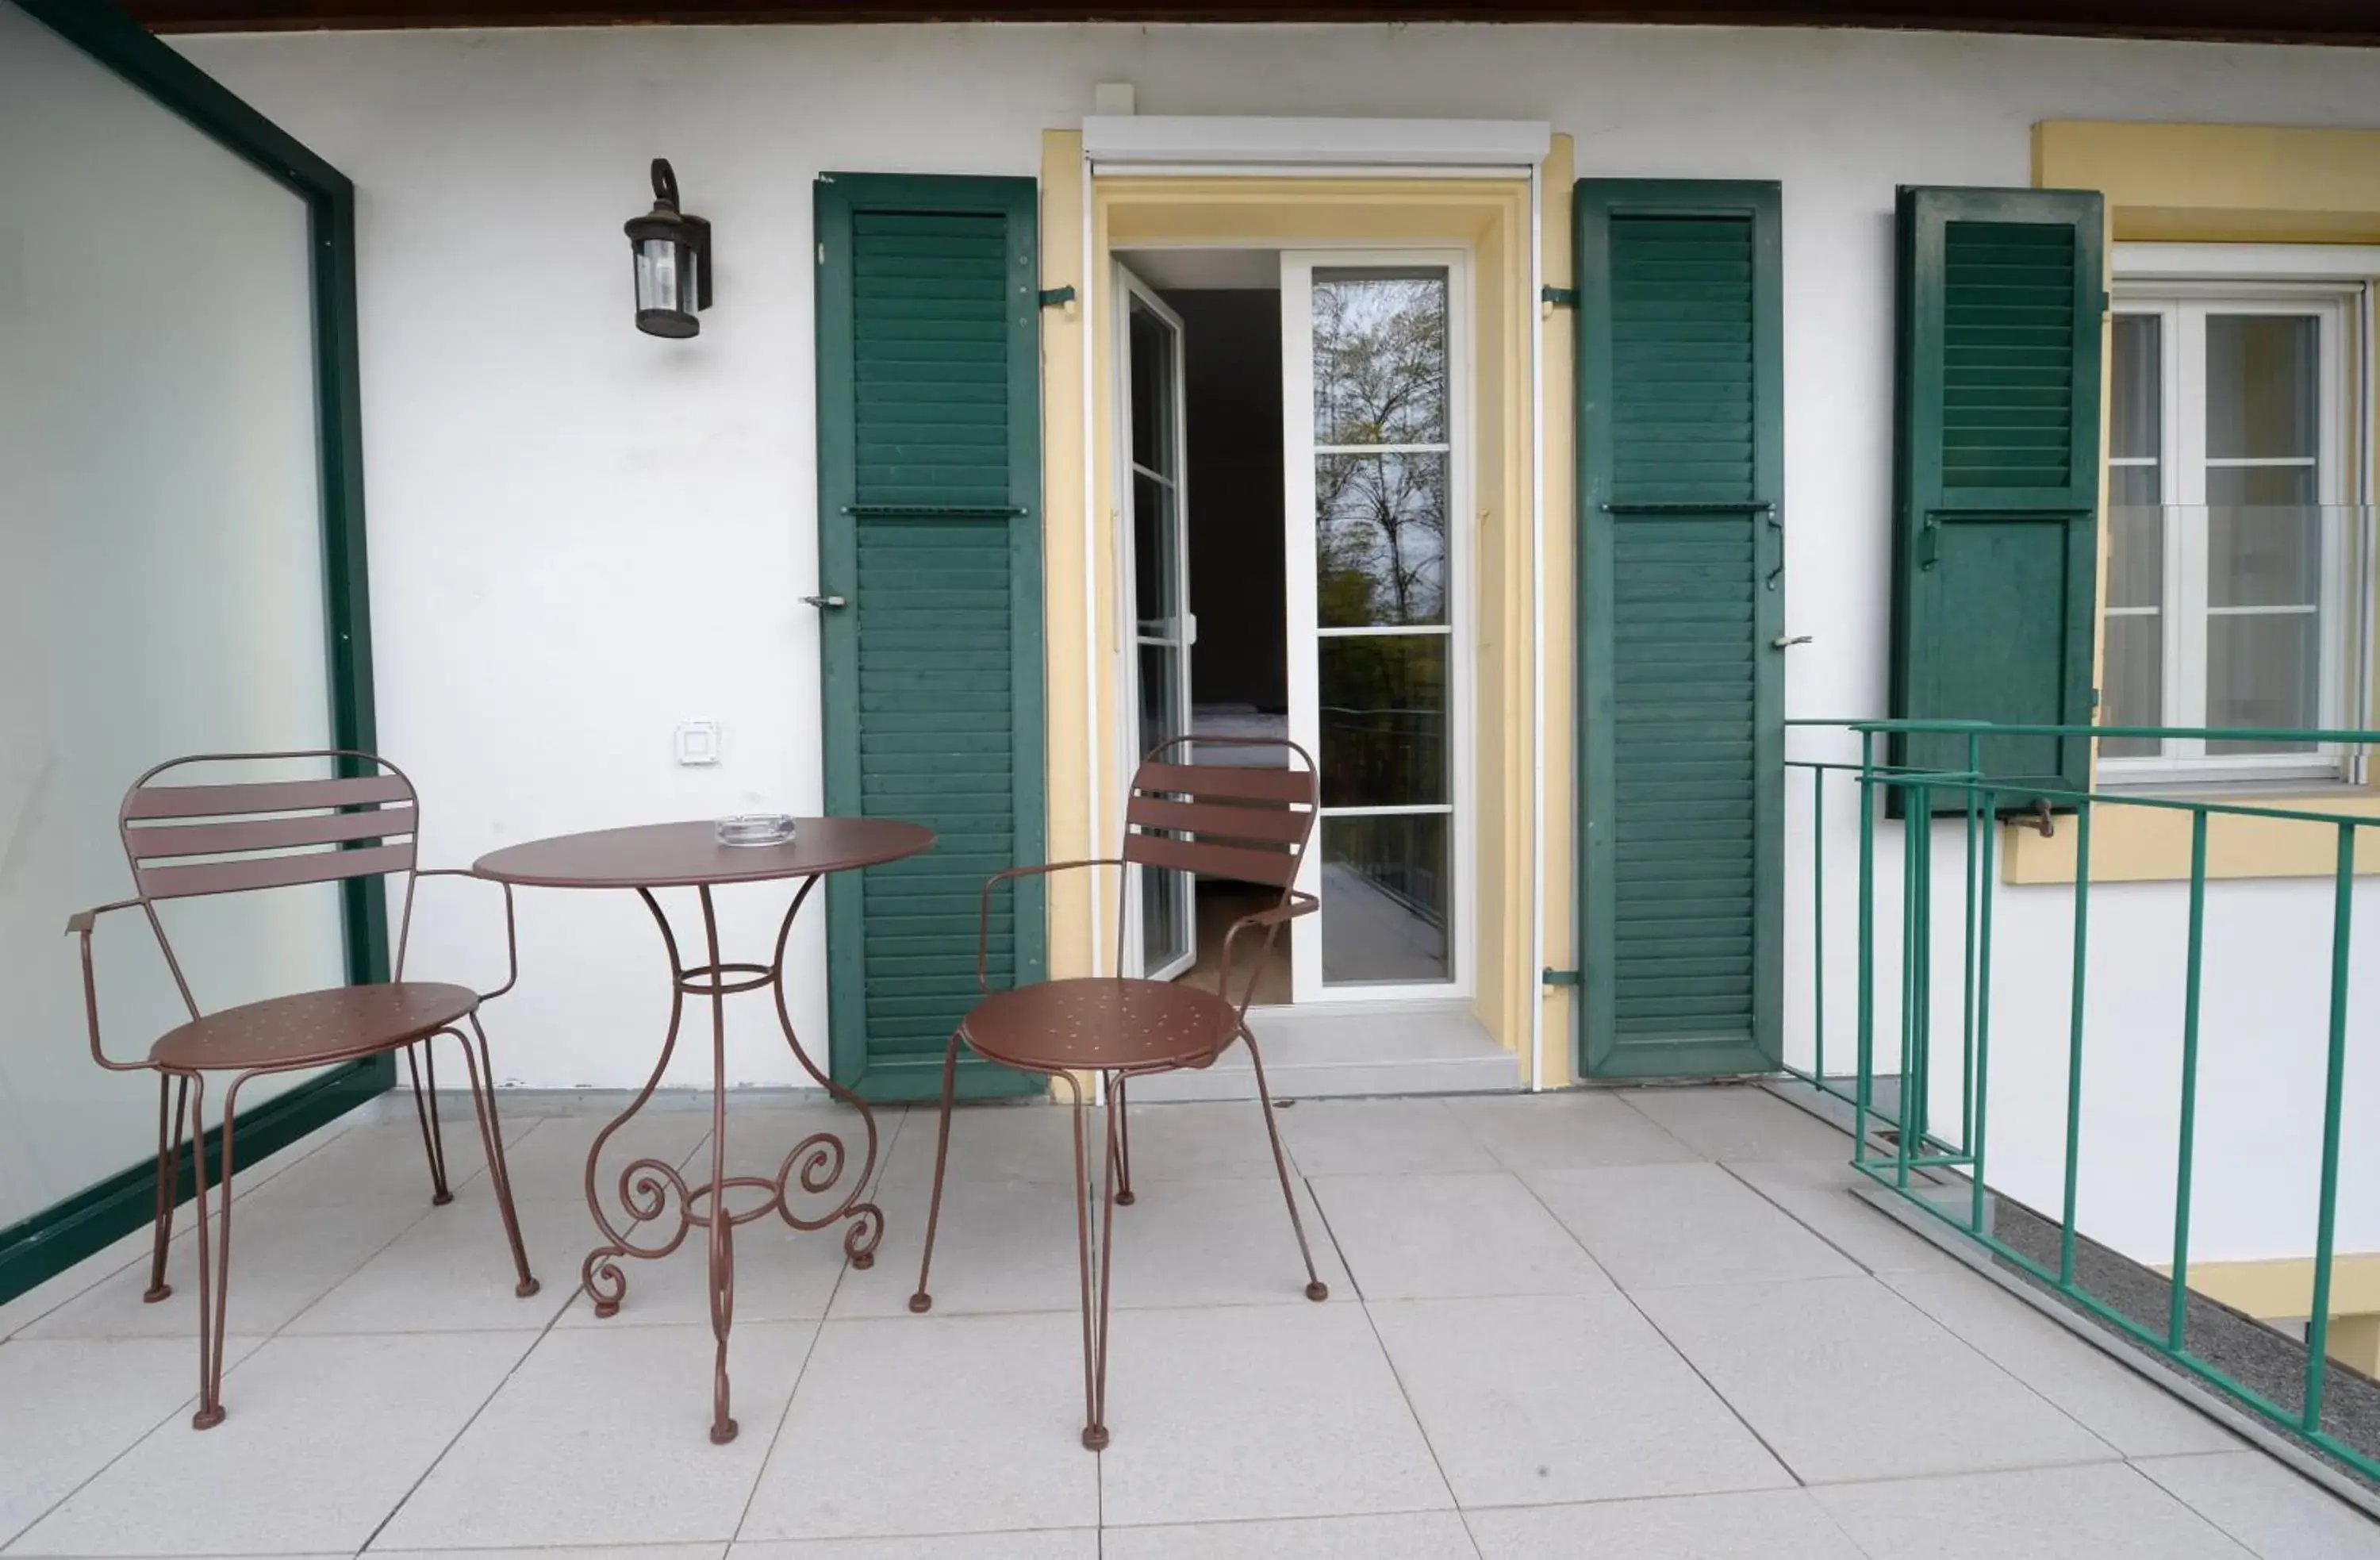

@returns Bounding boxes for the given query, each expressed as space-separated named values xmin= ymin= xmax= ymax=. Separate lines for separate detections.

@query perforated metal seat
xmin=148 ymin=982 xmax=479 ymax=1072
xmin=908 ymin=736 xmax=1328 ymax=1452
xmin=958 ymin=977 xmax=1238 ymax=1075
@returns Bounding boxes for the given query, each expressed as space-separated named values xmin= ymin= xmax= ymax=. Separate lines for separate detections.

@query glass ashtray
xmin=715 ymin=813 xmax=797 ymax=847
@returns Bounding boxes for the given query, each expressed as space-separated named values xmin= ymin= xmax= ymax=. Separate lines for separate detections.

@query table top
xmin=473 ymin=818 xmax=934 ymax=890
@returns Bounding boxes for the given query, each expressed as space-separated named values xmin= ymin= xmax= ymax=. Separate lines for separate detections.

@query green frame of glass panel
xmin=0 ymin=0 xmax=386 ymax=1307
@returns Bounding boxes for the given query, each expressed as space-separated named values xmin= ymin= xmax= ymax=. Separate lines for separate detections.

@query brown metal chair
xmin=908 ymin=736 xmax=1326 ymax=1450
xmin=67 ymin=751 xmax=539 ymax=1428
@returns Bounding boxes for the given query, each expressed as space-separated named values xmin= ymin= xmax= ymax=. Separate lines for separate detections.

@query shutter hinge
xmin=1541 ymin=967 xmax=1582 ymax=988
xmin=1541 ymin=286 xmax=1578 ymax=308
xmin=1038 ymin=285 xmax=1077 ymax=308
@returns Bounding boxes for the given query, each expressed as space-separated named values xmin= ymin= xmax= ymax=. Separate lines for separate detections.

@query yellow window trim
xmin=2001 ymin=790 xmax=2380 ymax=885
xmin=2034 ymin=121 xmax=2380 ymax=244
xmin=2155 ymin=1252 xmax=2380 ymax=1321
xmin=2017 ymin=120 xmax=2380 ymax=886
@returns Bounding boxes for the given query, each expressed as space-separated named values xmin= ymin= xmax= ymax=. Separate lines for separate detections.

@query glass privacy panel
xmin=0 ymin=6 xmax=345 ymax=1231
xmin=2101 ymin=505 xmax=2163 ymax=757
xmin=1311 ymin=270 xmax=1449 ymax=448
xmin=1315 ymin=453 xmax=1448 ymax=626
xmin=1320 ymin=813 xmax=1449 ymax=985
xmin=1317 ymin=636 xmax=1449 ymax=808
xmin=2209 ymin=614 xmax=2320 ymax=753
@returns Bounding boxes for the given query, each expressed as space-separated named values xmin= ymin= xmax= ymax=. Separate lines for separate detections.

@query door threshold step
xmin=1131 ymin=1005 xmax=1520 ymax=1101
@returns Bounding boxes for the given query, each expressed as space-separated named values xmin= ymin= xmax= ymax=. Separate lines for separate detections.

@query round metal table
xmin=474 ymin=817 xmax=932 ymax=1443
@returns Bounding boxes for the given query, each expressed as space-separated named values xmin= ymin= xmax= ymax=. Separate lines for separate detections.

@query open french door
xmin=1118 ymin=263 xmax=1197 ymax=981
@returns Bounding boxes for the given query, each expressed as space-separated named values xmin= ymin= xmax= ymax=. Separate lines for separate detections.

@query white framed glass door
xmin=1282 ymin=252 xmax=1471 ymax=1002
xmin=1118 ymin=264 xmax=1197 ymax=981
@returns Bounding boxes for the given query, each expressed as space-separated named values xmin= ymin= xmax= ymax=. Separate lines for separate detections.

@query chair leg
xmin=1111 ymin=1072 xmax=1136 ymax=1207
xmin=908 ymin=1029 xmax=965 ymax=1314
xmin=455 ymin=1020 xmax=540 ymax=1298
xmin=144 ymin=1074 xmax=187 ymax=1304
xmin=1242 ymin=1030 xmax=1327 ymax=1302
xmin=406 ymin=1041 xmax=454 ymax=1206
xmin=1062 ymin=1071 xmax=1117 ymax=1451
xmin=186 ymin=1073 xmax=240 ymax=1430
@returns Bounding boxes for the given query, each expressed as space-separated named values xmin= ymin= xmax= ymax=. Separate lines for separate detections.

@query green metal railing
xmin=1785 ymin=718 xmax=2378 ymax=1478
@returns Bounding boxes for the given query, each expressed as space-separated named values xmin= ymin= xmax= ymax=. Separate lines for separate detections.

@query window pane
xmin=2111 ymin=466 xmax=2161 ymax=505
xmin=1319 ymin=634 xmax=1448 ymax=807
xmin=2207 ymin=464 xmax=2317 ymax=509
xmin=2206 ymin=315 xmax=2317 ymax=460
xmin=2111 ymin=314 xmax=2161 ymax=462
xmin=1312 ymin=269 xmax=1448 ymax=448
xmin=1317 ymin=452 xmax=1447 ymax=627
xmin=1128 ymin=299 xmax=1173 ymax=475
xmin=2100 ymin=614 xmax=2163 ymax=758
xmin=1138 ymin=642 xmax=1180 ymax=756
xmin=2106 ymin=505 xmax=2163 ymax=610
xmin=2207 ymin=613 xmax=2319 ymax=754
xmin=2209 ymin=505 xmax=2320 ymax=610
xmin=1133 ymin=469 xmax=1175 ymax=632
xmin=1321 ymin=813 xmax=1449 ymax=985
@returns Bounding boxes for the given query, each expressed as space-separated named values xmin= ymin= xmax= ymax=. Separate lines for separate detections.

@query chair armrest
xmin=401 ymin=868 xmax=520 ymax=1001
xmin=1218 ymin=890 xmax=1318 ymax=1022
xmin=63 ymin=898 xmax=162 ymax=1073
xmin=977 ymin=859 xmax=1127 ymax=992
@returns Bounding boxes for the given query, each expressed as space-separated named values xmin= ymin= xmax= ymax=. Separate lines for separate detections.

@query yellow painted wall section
xmin=1538 ymin=136 xmax=1580 ymax=1090
xmin=2023 ymin=119 xmax=2380 ymax=886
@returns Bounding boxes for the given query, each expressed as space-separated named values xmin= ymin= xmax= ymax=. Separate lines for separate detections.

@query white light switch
xmin=675 ymin=720 xmax=720 ymax=766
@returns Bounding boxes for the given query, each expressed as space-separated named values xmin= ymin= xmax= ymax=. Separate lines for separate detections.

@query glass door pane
xmin=1286 ymin=259 xmax=1462 ymax=997
xmin=1121 ymin=274 xmax=1195 ymax=979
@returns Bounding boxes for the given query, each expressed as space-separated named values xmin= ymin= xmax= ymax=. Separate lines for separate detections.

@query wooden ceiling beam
xmin=118 ymin=0 xmax=2380 ymax=41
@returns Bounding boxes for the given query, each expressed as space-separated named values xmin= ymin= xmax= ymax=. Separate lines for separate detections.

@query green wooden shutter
xmin=1575 ymin=179 xmax=1783 ymax=1080
xmin=1891 ymin=187 xmax=2104 ymax=804
xmin=814 ymin=172 xmax=1046 ymax=1102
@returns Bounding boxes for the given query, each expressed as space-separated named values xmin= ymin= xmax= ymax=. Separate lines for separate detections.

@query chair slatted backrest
xmin=1122 ymin=740 xmax=1318 ymax=893
xmin=121 ymin=753 xmax=419 ymax=902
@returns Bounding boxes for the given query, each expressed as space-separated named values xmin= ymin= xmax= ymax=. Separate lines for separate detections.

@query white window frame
xmin=1281 ymin=247 xmax=1476 ymax=1004
xmin=2103 ymin=246 xmax=2374 ymax=788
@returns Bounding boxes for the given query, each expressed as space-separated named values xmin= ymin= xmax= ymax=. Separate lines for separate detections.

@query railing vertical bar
xmin=2059 ymin=799 xmax=2091 ymax=1289
xmin=1898 ymin=780 xmax=1929 ymax=1192
xmin=1813 ymin=767 xmax=1826 ymax=1086
xmin=2169 ymin=810 xmax=2208 ymax=1354
xmin=1855 ymin=733 xmax=1877 ymax=1167
xmin=1969 ymin=788 xmax=1998 ymax=1236
xmin=2302 ymin=822 xmax=2355 ymax=1434
xmin=1960 ymin=732 xmax=1980 ymax=1153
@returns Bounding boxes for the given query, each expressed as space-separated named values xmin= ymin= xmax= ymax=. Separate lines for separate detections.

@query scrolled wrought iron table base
xmin=475 ymin=818 xmax=930 ymax=1444
xmin=578 ymin=878 xmax=880 ymax=1444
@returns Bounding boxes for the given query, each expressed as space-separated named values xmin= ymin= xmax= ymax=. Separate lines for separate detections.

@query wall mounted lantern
xmin=626 ymin=158 xmax=712 ymax=338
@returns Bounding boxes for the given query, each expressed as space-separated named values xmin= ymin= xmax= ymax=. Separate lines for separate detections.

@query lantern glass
xmin=635 ymin=236 xmax=681 ymax=312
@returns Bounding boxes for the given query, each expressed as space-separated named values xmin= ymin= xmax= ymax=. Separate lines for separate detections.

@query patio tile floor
xmin=1 ymin=1083 xmax=2369 ymax=1558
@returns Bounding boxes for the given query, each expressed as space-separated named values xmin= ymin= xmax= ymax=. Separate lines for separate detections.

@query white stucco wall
xmin=168 ymin=21 xmax=2380 ymax=1262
